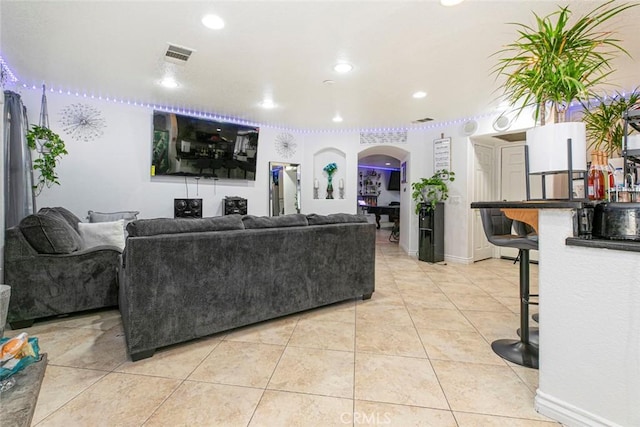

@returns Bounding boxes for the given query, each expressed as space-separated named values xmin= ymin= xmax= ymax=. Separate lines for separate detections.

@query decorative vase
xmin=326 ymin=175 xmax=334 ymax=199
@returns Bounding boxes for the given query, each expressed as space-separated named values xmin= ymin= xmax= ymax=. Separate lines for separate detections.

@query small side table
xmin=0 ymin=353 xmax=48 ymax=427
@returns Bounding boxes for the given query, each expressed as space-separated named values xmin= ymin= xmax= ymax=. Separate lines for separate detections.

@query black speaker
xmin=223 ymin=197 xmax=247 ymax=215
xmin=174 ymin=198 xmax=203 ymax=218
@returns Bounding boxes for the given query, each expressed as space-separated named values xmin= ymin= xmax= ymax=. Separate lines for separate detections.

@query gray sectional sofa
xmin=119 ymin=213 xmax=376 ymax=361
xmin=5 ymin=207 xmax=122 ymax=328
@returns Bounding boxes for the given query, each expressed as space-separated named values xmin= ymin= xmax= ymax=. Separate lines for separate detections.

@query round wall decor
xmin=59 ymin=103 xmax=106 ymax=142
xmin=275 ymin=132 xmax=297 ymax=158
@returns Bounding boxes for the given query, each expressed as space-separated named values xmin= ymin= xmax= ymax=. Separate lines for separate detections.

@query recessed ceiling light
xmin=385 ymin=162 xmax=391 ymax=166
xmin=334 ymin=63 xmax=353 ymax=73
xmin=159 ymin=77 xmax=179 ymax=88
xmin=412 ymin=91 xmax=427 ymax=99
xmin=333 ymin=114 xmax=343 ymax=123
xmin=202 ymin=14 xmax=225 ymax=30
xmin=261 ymin=99 xmax=276 ymax=109
xmin=440 ymin=0 xmax=464 ymax=6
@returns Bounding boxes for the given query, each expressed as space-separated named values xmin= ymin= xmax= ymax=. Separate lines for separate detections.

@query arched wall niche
xmin=313 ymin=147 xmax=346 ymax=199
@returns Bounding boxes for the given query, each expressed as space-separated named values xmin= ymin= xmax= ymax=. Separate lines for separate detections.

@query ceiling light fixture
xmin=440 ymin=0 xmax=464 ymax=6
xmin=201 ymin=14 xmax=225 ymax=30
xmin=261 ymin=99 xmax=276 ymax=109
xmin=333 ymin=63 xmax=353 ymax=73
xmin=333 ymin=114 xmax=343 ymax=123
xmin=412 ymin=91 xmax=427 ymax=99
xmin=159 ymin=77 xmax=179 ymax=89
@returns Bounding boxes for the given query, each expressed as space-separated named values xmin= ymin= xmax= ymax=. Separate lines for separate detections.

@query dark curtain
xmin=3 ymin=90 xmax=34 ymax=229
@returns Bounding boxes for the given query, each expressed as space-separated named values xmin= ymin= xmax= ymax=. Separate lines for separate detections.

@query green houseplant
xmin=493 ymin=1 xmax=635 ymax=125
xmin=26 ymin=125 xmax=68 ymax=195
xmin=411 ymin=169 xmax=455 ymax=214
xmin=582 ymin=89 xmax=640 ymax=156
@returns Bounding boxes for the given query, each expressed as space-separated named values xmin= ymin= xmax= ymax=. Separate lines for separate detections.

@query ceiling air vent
xmin=164 ymin=44 xmax=195 ymax=64
xmin=412 ymin=117 xmax=434 ymax=124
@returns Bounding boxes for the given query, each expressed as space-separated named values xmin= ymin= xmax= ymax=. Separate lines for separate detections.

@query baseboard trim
xmin=535 ymin=390 xmax=622 ymax=427
xmin=445 ymin=254 xmax=473 ymax=264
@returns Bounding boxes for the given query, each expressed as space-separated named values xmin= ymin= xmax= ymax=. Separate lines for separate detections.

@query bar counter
xmin=470 ymin=200 xmax=640 ymax=252
xmin=470 ymin=200 xmax=640 ymax=426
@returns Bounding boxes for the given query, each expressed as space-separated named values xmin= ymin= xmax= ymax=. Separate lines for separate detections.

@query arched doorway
xmin=358 ymin=146 xmax=410 ymax=246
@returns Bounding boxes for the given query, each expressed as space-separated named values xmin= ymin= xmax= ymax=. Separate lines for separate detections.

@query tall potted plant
xmin=582 ymin=89 xmax=640 ymax=157
xmin=492 ymin=1 xmax=636 ymax=174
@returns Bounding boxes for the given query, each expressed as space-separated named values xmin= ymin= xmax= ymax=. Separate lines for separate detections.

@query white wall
xmin=19 ymin=88 xmax=300 ymax=219
xmin=535 ymin=209 xmax=640 ymax=427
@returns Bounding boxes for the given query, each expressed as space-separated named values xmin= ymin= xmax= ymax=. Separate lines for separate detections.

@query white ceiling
xmin=2 ymin=0 xmax=639 ymax=131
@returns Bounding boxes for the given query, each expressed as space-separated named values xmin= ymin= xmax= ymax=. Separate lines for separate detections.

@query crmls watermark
xmin=340 ymin=411 xmax=392 ymax=425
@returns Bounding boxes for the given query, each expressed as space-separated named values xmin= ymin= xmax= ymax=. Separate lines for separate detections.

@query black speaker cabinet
xmin=224 ymin=197 xmax=247 ymax=215
xmin=174 ymin=198 xmax=203 ymax=218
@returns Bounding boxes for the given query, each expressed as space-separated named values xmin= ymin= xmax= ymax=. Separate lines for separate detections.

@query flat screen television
xmin=151 ymin=111 xmax=259 ymax=180
xmin=387 ymin=170 xmax=401 ymax=191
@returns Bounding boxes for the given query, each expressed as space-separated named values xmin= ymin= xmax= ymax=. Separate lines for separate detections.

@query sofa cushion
xmin=306 ymin=213 xmax=369 ymax=225
xmin=88 ymin=210 xmax=139 ymax=223
xmin=19 ymin=214 xmax=83 ymax=254
xmin=78 ymin=220 xmax=126 ymax=250
xmin=242 ymin=214 xmax=308 ymax=229
xmin=127 ymin=215 xmax=245 ymax=237
xmin=38 ymin=207 xmax=82 ymax=231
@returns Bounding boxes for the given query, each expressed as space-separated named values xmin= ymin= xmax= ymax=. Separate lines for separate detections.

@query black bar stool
xmin=479 ymin=208 xmax=539 ymax=369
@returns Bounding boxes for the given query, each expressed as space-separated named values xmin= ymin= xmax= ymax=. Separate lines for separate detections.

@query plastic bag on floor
xmin=0 ymin=332 xmax=40 ymax=380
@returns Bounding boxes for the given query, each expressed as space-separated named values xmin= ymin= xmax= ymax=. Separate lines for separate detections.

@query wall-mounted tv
xmin=151 ymin=111 xmax=259 ymax=180
xmin=387 ymin=170 xmax=401 ymax=191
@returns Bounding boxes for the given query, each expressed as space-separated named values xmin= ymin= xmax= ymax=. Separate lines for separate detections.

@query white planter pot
xmin=526 ymin=122 xmax=587 ymax=174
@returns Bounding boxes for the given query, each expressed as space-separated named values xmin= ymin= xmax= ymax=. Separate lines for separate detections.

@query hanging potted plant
xmin=492 ymin=1 xmax=636 ymax=174
xmin=582 ymin=89 xmax=640 ymax=157
xmin=411 ymin=169 xmax=455 ymax=214
xmin=26 ymin=125 xmax=68 ymax=195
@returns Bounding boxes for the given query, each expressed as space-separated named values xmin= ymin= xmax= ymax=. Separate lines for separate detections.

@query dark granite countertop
xmin=470 ymin=200 xmax=589 ymax=209
xmin=566 ymin=237 xmax=640 ymax=253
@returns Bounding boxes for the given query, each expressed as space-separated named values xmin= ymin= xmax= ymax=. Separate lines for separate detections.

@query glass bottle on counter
xmin=601 ymin=151 xmax=615 ymax=201
xmin=588 ymin=152 xmax=605 ymax=201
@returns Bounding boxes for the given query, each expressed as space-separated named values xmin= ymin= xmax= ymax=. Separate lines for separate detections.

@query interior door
xmin=472 ymin=143 xmax=494 ymax=261
xmin=500 ymin=144 xmax=539 ymax=261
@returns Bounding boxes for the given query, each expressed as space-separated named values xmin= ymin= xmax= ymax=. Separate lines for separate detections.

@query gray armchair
xmin=4 ymin=207 xmax=121 ymax=329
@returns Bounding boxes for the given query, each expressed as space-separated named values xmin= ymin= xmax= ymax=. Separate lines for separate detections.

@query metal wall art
xmin=59 ymin=103 xmax=106 ymax=142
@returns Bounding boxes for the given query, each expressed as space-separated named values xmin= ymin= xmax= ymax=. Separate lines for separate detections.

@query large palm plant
xmin=493 ymin=1 xmax=636 ymax=125
xmin=583 ymin=89 xmax=640 ymax=156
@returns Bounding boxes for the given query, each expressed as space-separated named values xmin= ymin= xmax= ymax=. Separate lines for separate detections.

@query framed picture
xmin=433 ymin=137 xmax=451 ymax=171
xmin=401 ymin=161 xmax=407 ymax=183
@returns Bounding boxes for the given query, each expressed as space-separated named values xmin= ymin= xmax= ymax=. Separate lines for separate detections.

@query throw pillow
xmin=38 ymin=207 xmax=83 ymax=231
xmin=88 ymin=210 xmax=139 ymax=223
xmin=88 ymin=210 xmax=139 ymax=238
xmin=78 ymin=220 xmax=126 ymax=251
xmin=19 ymin=214 xmax=83 ymax=254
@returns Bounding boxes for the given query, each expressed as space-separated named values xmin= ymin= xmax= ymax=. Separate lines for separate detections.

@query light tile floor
xmin=7 ymin=227 xmax=558 ymax=426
